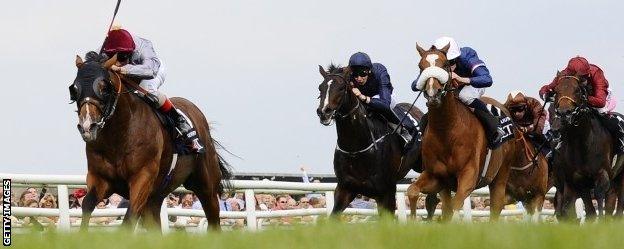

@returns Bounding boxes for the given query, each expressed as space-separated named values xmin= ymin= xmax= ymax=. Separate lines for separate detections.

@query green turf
xmin=10 ymin=221 xmax=624 ymax=249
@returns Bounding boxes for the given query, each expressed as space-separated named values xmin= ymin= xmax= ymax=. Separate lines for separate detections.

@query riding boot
xmin=599 ymin=114 xmax=624 ymax=154
xmin=158 ymin=99 xmax=206 ymax=154
xmin=469 ymin=99 xmax=505 ymax=149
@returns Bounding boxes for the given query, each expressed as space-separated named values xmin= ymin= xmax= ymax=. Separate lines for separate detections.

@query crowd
xmin=2 ymin=167 xmax=556 ymax=230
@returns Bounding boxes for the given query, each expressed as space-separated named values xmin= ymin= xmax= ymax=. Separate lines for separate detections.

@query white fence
xmin=1 ymin=173 xmax=559 ymax=233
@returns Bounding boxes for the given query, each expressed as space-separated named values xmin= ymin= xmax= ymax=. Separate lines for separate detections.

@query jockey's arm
xmin=539 ymin=68 xmax=573 ymax=96
xmin=528 ymin=98 xmax=546 ymax=134
xmin=587 ymin=69 xmax=609 ymax=108
xmin=468 ymin=66 xmax=492 ymax=88
xmin=121 ymin=39 xmax=161 ymax=79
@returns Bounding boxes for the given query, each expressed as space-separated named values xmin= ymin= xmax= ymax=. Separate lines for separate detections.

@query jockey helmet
xmin=433 ymin=36 xmax=461 ymax=60
xmin=566 ymin=56 xmax=590 ymax=76
xmin=349 ymin=52 xmax=373 ymax=69
xmin=102 ymin=29 xmax=135 ymax=57
xmin=506 ymin=91 xmax=528 ymax=112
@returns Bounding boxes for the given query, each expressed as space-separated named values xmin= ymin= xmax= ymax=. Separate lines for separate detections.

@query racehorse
xmin=406 ymin=44 xmax=515 ymax=221
xmin=549 ymin=71 xmax=613 ymax=221
xmin=505 ymin=128 xmax=550 ymax=222
xmin=71 ymin=52 xmax=231 ymax=230
xmin=316 ymin=64 xmax=424 ymax=216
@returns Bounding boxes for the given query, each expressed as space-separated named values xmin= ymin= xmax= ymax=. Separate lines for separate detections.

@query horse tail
xmin=213 ymin=139 xmax=235 ymax=194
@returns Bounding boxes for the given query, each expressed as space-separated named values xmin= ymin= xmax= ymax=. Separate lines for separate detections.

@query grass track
xmin=11 ymin=221 xmax=624 ymax=249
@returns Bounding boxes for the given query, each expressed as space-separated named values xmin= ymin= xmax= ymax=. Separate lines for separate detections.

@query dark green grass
xmin=10 ymin=221 xmax=624 ymax=249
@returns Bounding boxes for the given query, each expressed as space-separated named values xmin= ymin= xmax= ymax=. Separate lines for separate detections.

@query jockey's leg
xmin=138 ymin=66 xmax=205 ymax=154
xmin=370 ymin=98 xmax=413 ymax=143
xmin=598 ymin=113 xmax=624 ymax=154
xmin=459 ymin=86 xmax=505 ymax=148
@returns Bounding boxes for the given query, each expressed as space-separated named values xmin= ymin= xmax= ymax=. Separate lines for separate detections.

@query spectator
xmin=18 ymin=188 xmax=39 ymax=207
xmin=300 ymin=166 xmax=323 ymax=198
xmin=90 ymin=200 xmax=116 ymax=225
xmin=70 ymin=189 xmax=87 ymax=209
xmin=217 ymin=193 xmax=231 ymax=211
xmin=272 ymin=195 xmax=289 ymax=211
xmin=298 ymin=197 xmax=311 ymax=209
xmin=286 ymin=198 xmax=297 ymax=210
xmin=192 ymin=194 xmax=203 ymax=210
xmin=106 ymin=194 xmax=123 ymax=208
xmin=350 ymin=194 xmax=376 ymax=209
xmin=174 ymin=197 xmax=201 ymax=228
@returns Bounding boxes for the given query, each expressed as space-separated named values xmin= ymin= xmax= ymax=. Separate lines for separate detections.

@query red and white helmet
xmin=433 ymin=36 xmax=461 ymax=60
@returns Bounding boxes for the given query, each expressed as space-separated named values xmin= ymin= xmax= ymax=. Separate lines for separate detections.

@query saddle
xmin=485 ymin=104 xmax=515 ymax=144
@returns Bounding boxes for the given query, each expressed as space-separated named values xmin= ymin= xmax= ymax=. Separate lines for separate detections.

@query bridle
xmin=323 ymin=73 xmax=388 ymax=156
xmin=77 ymin=71 xmax=125 ymax=129
xmin=553 ymin=75 xmax=589 ymax=126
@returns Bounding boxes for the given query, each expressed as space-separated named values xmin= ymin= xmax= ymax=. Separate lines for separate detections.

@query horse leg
xmin=616 ymin=182 xmax=624 ymax=217
xmin=452 ymin=168 xmax=477 ymax=221
xmin=558 ymin=183 xmax=577 ymax=222
xmin=80 ymin=174 xmax=112 ymax=231
xmin=605 ymin=187 xmax=617 ymax=218
xmin=439 ymin=189 xmax=452 ymax=222
xmin=528 ymin=194 xmax=545 ymax=223
xmin=141 ymin=198 xmax=163 ymax=230
xmin=407 ymin=172 xmax=441 ymax=220
xmin=377 ymin=188 xmax=397 ymax=219
xmin=331 ymin=184 xmax=355 ymax=217
xmin=424 ymin=194 xmax=440 ymax=221
xmin=581 ymin=192 xmax=597 ymax=222
xmin=125 ymin=166 xmax=158 ymax=230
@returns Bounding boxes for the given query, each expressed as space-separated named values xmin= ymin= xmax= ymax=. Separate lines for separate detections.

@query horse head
xmin=414 ymin=43 xmax=451 ymax=107
xmin=316 ymin=64 xmax=353 ymax=126
xmin=70 ymin=52 xmax=120 ymax=142
xmin=552 ymin=71 xmax=589 ymax=126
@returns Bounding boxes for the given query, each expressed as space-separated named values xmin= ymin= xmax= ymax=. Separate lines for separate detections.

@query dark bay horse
xmin=71 ymin=53 xmax=231 ymax=230
xmin=407 ymin=45 xmax=515 ymax=221
xmin=316 ymin=65 xmax=423 ymax=216
xmin=550 ymin=72 xmax=613 ymax=221
xmin=505 ymin=128 xmax=550 ymax=222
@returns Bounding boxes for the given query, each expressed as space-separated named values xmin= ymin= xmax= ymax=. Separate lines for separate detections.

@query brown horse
xmin=406 ymin=44 xmax=515 ymax=221
xmin=316 ymin=64 xmax=424 ymax=216
xmin=549 ymin=72 xmax=613 ymax=221
xmin=71 ymin=52 xmax=231 ymax=230
xmin=505 ymin=128 xmax=550 ymax=222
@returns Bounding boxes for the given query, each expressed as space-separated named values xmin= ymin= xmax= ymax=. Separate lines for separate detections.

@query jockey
xmin=101 ymin=27 xmax=205 ymax=153
xmin=504 ymin=91 xmax=549 ymax=148
xmin=413 ymin=37 xmax=505 ymax=148
xmin=348 ymin=52 xmax=416 ymax=143
xmin=539 ymin=56 xmax=624 ymax=153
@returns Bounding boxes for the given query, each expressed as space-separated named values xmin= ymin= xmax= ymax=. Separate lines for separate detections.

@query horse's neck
xmin=563 ymin=115 xmax=601 ymax=147
xmin=427 ymin=93 xmax=468 ymax=135
xmin=89 ymin=93 xmax=150 ymax=151
xmin=335 ymin=93 xmax=374 ymax=150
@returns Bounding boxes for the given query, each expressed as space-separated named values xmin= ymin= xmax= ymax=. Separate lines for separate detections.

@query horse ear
xmin=75 ymin=55 xmax=84 ymax=68
xmin=319 ymin=65 xmax=328 ymax=78
xmin=439 ymin=43 xmax=451 ymax=54
xmin=556 ymin=70 xmax=562 ymax=77
xmin=103 ymin=54 xmax=118 ymax=69
xmin=416 ymin=43 xmax=426 ymax=56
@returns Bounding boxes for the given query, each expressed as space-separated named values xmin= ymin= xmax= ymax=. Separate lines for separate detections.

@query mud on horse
xmin=316 ymin=64 xmax=424 ymax=217
xmin=71 ymin=52 xmax=231 ymax=230
xmin=406 ymin=44 xmax=516 ymax=221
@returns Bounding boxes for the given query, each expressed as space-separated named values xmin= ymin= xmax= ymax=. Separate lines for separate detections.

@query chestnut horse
xmin=549 ymin=72 xmax=613 ymax=221
xmin=71 ymin=52 xmax=231 ymax=230
xmin=406 ymin=45 xmax=515 ymax=221
xmin=505 ymin=128 xmax=550 ymax=222
xmin=316 ymin=65 xmax=424 ymax=216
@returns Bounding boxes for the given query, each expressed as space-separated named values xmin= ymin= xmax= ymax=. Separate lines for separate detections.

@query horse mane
xmin=84 ymin=51 xmax=107 ymax=63
xmin=327 ymin=63 xmax=344 ymax=74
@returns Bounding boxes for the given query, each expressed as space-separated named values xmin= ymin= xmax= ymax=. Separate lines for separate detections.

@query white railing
xmin=1 ymin=173 xmax=559 ymax=233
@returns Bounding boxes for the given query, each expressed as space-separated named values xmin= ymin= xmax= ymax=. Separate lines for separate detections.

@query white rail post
xmin=160 ymin=199 xmax=170 ymax=234
xmin=244 ymin=189 xmax=257 ymax=231
xmin=396 ymin=192 xmax=407 ymax=223
xmin=324 ymin=191 xmax=334 ymax=216
xmin=57 ymin=184 xmax=71 ymax=232
xmin=462 ymin=196 xmax=472 ymax=222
